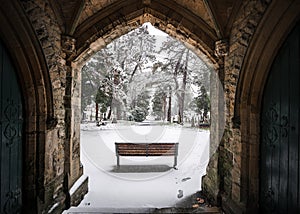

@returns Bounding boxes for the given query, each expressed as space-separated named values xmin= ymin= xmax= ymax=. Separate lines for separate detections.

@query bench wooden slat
xmin=117 ymin=148 xmax=177 ymax=151
xmin=115 ymin=142 xmax=179 ymax=169
xmin=116 ymin=144 xmax=176 ymax=147
xmin=117 ymin=146 xmax=176 ymax=150
xmin=118 ymin=149 xmax=176 ymax=152
xmin=118 ymin=152 xmax=176 ymax=155
xmin=118 ymin=153 xmax=176 ymax=156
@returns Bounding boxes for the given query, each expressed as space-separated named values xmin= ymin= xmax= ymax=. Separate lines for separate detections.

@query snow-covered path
xmin=66 ymin=122 xmax=209 ymax=212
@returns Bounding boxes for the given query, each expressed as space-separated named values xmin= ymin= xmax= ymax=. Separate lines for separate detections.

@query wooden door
xmin=0 ymin=40 xmax=23 ymax=213
xmin=260 ymin=23 xmax=300 ymax=213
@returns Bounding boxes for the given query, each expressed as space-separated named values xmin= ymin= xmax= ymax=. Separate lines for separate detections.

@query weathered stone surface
xmin=216 ymin=1 xmax=268 ymax=213
xmin=2 ymin=0 xmax=298 ymax=213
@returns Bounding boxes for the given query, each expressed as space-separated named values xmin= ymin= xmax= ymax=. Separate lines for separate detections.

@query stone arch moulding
xmin=69 ymin=0 xmax=226 ymax=207
xmin=72 ymin=0 xmax=219 ymax=69
xmin=0 ymin=0 xmax=54 ymax=213
xmin=235 ymin=0 xmax=300 ymax=211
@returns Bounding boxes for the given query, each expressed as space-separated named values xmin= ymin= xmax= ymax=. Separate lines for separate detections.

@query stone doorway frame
xmin=235 ymin=1 xmax=300 ymax=212
xmin=0 ymin=1 xmax=54 ymax=213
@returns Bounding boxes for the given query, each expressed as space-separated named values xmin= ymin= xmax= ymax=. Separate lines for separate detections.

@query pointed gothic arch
xmin=67 ymin=2 xmax=227 ymax=210
xmin=71 ymin=0 xmax=219 ymax=68
xmin=0 ymin=1 xmax=54 ymax=213
xmin=235 ymin=0 xmax=300 ymax=212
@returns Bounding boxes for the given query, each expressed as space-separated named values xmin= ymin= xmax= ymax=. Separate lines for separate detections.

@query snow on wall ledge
xmin=70 ymin=174 xmax=89 ymax=206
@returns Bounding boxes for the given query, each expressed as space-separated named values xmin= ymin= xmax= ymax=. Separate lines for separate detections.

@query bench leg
xmin=117 ymin=155 xmax=120 ymax=168
xmin=173 ymin=155 xmax=178 ymax=170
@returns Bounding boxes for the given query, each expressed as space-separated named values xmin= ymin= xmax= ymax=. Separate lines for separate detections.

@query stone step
xmin=64 ymin=206 xmax=222 ymax=214
xmin=154 ymin=206 xmax=222 ymax=213
xmin=64 ymin=207 xmax=157 ymax=213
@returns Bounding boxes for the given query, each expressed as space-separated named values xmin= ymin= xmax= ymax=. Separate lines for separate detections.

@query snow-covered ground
xmin=65 ymin=121 xmax=209 ymax=212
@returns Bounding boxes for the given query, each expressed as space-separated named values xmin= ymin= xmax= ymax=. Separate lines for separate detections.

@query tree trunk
xmin=107 ymin=108 xmax=111 ymax=119
xmin=179 ymin=50 xmax=189 ymax=124
xmin=191 ymin=116 xmax=195 ymax=127
xmin=107 ymin=99 xmax=112 ymax=120
xmin=178 ymin=110 xmax=182 ymax=124
xmin=95 ymin=102 xmax=99 ymax=121
xmin=129 ymin=55 xmax=142 ymax=82
xmin=167 ymin=92 xmax=172 ymax=122
xmin=162 ymin=94 xmax=167 ymax=121
xmin=116 ymin=101 xmax=122 ymax=120
xmin=173 ymin=50 xmax=185 ymax=124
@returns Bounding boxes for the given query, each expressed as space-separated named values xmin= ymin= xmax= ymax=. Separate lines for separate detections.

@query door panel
xmin=260 ymin=23 xmax=300 ymax=213
xmin=0 ymin=40 xmax=23 ymax=213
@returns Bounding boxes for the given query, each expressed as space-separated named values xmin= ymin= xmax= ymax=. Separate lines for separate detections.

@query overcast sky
xmin=144 ymin=22 xmax=168 ymax=36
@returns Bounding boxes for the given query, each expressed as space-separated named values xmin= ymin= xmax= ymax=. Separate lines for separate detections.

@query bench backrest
xmin=115 ymin=143 xmax=179 ymax=156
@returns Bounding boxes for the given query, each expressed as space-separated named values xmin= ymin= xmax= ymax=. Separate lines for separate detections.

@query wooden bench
xmin=115 ymin=142 xmax=179 ymax=169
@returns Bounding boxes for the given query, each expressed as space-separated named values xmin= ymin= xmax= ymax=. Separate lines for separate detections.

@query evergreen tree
xmin=95 ymin=78 xmax=113 ymax=120
xmin=81 ymin=64 xmax=100 ymax=120
xmin=157 ymin=37 xmax=210 ymax=124
xmin=81 ymin=23 xmax=210 ymax=123
xmin=192 ymin=85 xmax=210 ymax=121
xmin=81 ymin=24 xmax=157 ymax=120
xmin=152 ymin=88 xmax=167 ymax=120
xmin=130 ymin=90 xmax=150 ymax=122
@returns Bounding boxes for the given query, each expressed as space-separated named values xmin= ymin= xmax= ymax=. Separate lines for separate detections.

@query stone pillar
xmin=202 ymin=39 xmax=227 ymax=206
xmin=61 ymin=35 xmax=87 ymax=208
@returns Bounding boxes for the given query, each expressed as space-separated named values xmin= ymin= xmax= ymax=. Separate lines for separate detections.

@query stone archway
xmin=70 ymin=4 xmax=224 ymax=153
xmin=69 ymin=0 xmax=225 ymax=163
xmin=235 ymin=1 xmax=300 ymax=212
xmin=12 ymin=0 xmax=228 ymax=211
xmin=6 ymin=0 xmax=296 ymax=212
xmin=69 ymin=3 xmax=225 ymax=209
xmin=72 ymin=0 xmax=219 ymax=67
xmin=0 ymin=1 xmax=54 ymax=213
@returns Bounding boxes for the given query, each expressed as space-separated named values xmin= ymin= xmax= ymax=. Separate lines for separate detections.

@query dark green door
xmin=260 ymin=23 xmax=300 ymax=213
xmin=0 ymin=40 xmax=23 ymax=213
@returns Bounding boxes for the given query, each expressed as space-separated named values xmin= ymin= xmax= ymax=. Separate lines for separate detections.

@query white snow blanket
xmin=66 ymin=122 xmax=209 ymax=211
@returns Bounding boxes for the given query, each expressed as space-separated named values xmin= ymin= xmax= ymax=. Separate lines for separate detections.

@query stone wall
xmin=20 ymin=0 xmax=66 ymax=212
xmin=24 ymin=0 xmax=267 ymax=212
xmin=223 ymin=1 xmax=270 ymax=212
xmin=202 ymin=0 xmax=270 ymax=213
xmin=19 ymin=0 xmax=86 ymax=212
xmin=3 ymin=0 xmax=294 ymax=213
xmin=18 ymin=0 xmax=272 ymax=213
xmin=202 ymin=58 xmax=225 ymax=205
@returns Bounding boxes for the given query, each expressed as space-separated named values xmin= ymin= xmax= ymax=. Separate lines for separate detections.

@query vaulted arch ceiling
xmin=49 ymin=0 xmax=243 ymax=59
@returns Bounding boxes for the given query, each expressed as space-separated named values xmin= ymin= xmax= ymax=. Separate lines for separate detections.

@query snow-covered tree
xmin=130 ymin=90 xmax=151 ymax=122
xmin=156 ymin=38 xmax=189 ymax=123
xmin=152 ymin=35 xmax=211 ymax=124
xmin=82 ymin=24 xmax=157 ymax=120
xmin=191 ymin=85 xmax=210 ymax=122
xmin=81 ymin=23 xmax=210 ymax=123
xmin=95 ymin=77 xmax=113 ymax=120
xmin=81 ymin=64 xmax=104 ymax=119
xmin=152 ymin=88 xmax=167 ymax=120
